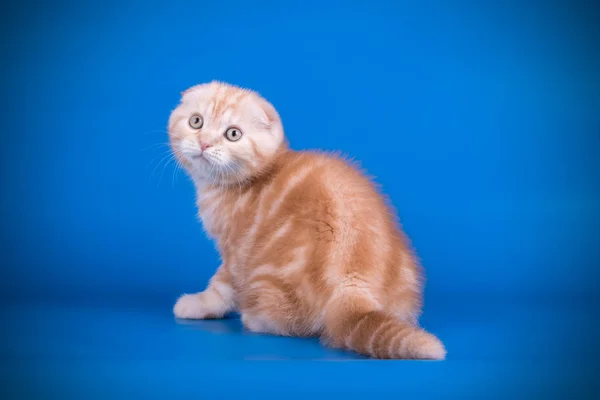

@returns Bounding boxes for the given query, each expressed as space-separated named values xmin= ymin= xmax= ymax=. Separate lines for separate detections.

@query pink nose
xmin=200 ymin=143 xmax=212 ymax=151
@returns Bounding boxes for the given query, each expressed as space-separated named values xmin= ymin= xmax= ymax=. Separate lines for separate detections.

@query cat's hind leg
xmin=173 ymin=264 xmax=235 ymax=319
xmin=239 ymin=274 xmax=316 ymax=337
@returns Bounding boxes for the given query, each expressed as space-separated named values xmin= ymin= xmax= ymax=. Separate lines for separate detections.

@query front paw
xmin=173 ymin=293 xmax=211 ymax=319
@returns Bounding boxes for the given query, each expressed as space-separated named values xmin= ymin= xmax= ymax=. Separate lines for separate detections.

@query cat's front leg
xmin=173 ymin=264 xmax=235 ymax=319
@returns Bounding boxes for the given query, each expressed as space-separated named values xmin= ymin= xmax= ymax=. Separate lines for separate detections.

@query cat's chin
xmin=190 ymin=154 xmax=209 ymax=164
xmin=188 ymin=156 xmax=213 ymax=172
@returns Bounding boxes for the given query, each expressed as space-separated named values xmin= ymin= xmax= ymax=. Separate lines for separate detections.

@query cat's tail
xmin=323 ymin=296 xmax=446 ymax=360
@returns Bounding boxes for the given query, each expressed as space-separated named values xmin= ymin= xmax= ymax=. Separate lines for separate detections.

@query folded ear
xmin=255 ymin=97 xmax=281 ymax=128
xmin=251 ymin=96 xmax=284 ymax=142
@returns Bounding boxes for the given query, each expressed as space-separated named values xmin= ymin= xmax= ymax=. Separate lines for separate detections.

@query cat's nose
xmin=200 ymin=143 xmax=212 ymax=152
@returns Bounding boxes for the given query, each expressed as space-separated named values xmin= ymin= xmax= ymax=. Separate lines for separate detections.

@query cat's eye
xmin=225 ymin=127 xmax=243 ymax=142
xmin=189 ymin=114 xmax=204 ymax=129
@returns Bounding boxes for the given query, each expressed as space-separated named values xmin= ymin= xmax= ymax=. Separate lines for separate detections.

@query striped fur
xmin=169 ymin=81 xmax=445 ymax=360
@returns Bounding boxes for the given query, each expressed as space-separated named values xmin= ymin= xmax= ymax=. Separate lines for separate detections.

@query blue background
xmin=1 ymin=0 xmax=599 ymax=398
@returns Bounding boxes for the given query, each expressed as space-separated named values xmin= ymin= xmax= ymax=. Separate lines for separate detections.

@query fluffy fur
xmin=168 ymin=81 xmax=446 ymax=360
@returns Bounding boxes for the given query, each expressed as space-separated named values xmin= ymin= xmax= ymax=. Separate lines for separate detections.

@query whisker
xmin=146 ymin=148 xmax=173 ymax=170
xmin=149 ymin=152 xmax=175 ymax=182
xmin=222 ymin=163 xmax=234 ymax=189
xmin=172 ymin=161 xmax=178 ymax=188
xmin=171 ymin=152 xmax=184 ymax=188
xmin=158 ymin=155 xmax=177 ymax=187
xmin=227 ymin=159 xmax=245 ymax=191
xmin=207 ymin=158 xmax=217 ymax=191
xmin=226 ymin=162 xmax=243 ymax=192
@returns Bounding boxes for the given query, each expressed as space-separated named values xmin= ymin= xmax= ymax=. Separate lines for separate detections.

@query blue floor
xmin=1 ymin=294 xmax=597 ymax=399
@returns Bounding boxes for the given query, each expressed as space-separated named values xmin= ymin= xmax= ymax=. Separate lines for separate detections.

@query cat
xmin=168 ymin=81 xmax=446 ymax=360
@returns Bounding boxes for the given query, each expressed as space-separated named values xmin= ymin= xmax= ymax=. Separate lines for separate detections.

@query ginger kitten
xmin=168 ymin=81 xmax=446 ymax=360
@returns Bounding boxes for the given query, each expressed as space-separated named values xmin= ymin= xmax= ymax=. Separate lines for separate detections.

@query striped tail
xmin=324 ymin=308 xmax=446 ymax=360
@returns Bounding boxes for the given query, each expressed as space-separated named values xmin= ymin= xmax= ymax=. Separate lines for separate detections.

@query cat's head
xmin=168 ymin=81 xmax=286 ymax=186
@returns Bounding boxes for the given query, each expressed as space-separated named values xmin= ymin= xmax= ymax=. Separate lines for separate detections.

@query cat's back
xmin=275 ymin=149 xmax=378 ymax=191
xmin=257 ymin=149 xmax=413 ymax=301
xmin=269 ymin=149 xmax=395 ymax=227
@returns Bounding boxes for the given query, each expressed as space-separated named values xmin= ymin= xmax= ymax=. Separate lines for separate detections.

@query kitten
xmin=168 ymin=81 xmax=446 ymax=360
